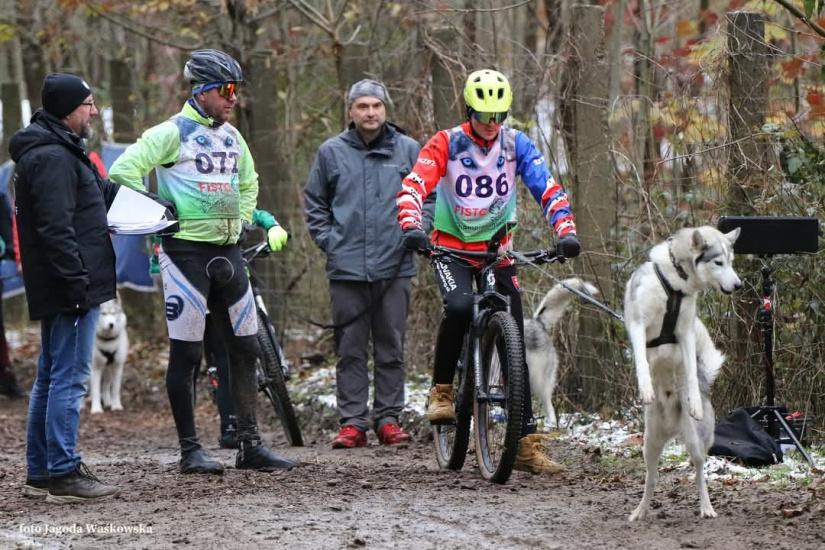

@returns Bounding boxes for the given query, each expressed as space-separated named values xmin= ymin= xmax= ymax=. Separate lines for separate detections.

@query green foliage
xmin=804 ymin=0 xmax=823 ymax=21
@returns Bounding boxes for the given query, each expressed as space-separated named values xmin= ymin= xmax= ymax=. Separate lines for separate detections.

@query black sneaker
xmin=22 ymin=478 xmax=49 ymax=499
xmin=180 ymin=448 xmax=224 ymax=475
xmin=236 ymin=438 xmax=298 ymax=472
xmin=0 ymin=372 xmax=27 ymax=399
xmin=46 ymin=463 xmax=121 ymax=504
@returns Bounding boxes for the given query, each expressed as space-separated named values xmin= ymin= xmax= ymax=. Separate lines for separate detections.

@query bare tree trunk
xmin=725 ymin=11 xmax=773 ymax=396
xmin=430 ymin=27 xmax=463 ymax=129
xmin=1 ymin=83 xmax=23 ymax=163
xmin=726 ymin=11 xmax=771 ymax=214
xmin=633 ymin=0 xmax=656 ymax=189
xmin=560 ymin=4 xmax=617 ymax=411
xmin=1 ymin=0 xmax=23 ymax=162
xmin=110 ymin=59 xmax=136 ymax=143
xmin=17 ymin=0 xmax=47 ymax=108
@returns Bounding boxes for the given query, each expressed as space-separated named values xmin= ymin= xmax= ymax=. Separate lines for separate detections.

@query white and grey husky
xmin=90 ymin=297 xmax=129 ymax=414
xmin=624 ymin=225 xmax=742 ymax=521
xmin=524 ymin=279 xmax=598 ymax=428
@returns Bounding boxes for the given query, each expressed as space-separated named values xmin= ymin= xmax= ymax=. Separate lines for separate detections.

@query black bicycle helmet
xmin=183 ymin=49 xmax=243 ymax=85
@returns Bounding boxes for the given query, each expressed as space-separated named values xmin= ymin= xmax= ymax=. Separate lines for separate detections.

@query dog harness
xmin=646 ymin=263 xmax=684 ymax=348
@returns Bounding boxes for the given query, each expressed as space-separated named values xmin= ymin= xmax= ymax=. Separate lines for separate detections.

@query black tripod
xmin=748 ymin=263 xmax=817 ymax=468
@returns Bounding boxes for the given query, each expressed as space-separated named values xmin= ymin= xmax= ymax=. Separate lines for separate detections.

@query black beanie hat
xmin=41 ymin=73 xmax=93 ymax=119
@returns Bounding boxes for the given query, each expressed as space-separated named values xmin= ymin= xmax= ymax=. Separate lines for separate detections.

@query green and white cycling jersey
xmin=108 ymin=101 xmax=258 ymax=245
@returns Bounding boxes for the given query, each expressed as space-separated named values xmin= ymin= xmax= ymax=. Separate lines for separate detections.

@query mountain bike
xmin=429 ymin=243 xmax=558 ymax=484
xmin=205 ymin=239 xmax=304 ymax=447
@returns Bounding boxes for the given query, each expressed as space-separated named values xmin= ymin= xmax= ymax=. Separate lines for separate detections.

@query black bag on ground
xmin=709 ymin=408 xmax=783 ymax=466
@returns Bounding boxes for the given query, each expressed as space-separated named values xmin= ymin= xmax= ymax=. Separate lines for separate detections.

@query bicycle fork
xmin=473 ymin=270 xmax=511 ymax=407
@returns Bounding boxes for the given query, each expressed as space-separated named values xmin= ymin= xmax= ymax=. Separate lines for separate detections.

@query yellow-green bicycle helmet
xmin=463 ymin=69 xmax=513 ymax=119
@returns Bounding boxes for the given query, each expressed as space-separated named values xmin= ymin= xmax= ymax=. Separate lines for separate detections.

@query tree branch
xmin=86 ymin=3 xmax=202 ymax=51
xmin=773 ymin=0 xmax=825 ymax=39
xmin=283 ymin=0 xmax=333 ymax=36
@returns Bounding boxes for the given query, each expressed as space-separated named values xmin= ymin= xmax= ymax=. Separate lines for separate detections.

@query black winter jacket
xmin=9 ymin=109 xmax=120 ymax=320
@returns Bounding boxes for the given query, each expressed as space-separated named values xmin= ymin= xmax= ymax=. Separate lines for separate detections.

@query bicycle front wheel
xmin=474 ymin=311 xmax=525 ymax=484
xmin=433 ymin=337 xmax=474 ymax=470
xmin=257 ymin=310 xmax=304 ymax=447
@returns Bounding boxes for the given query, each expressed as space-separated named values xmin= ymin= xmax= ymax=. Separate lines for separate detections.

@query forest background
xmin=0 ymin=0 xmax=823 ymax=438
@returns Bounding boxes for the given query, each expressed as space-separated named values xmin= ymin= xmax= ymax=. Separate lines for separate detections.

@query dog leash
xmin=533 ymin=267 xmax=625 ymax=322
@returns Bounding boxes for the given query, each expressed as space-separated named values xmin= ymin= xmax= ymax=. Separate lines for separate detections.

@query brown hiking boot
xmin=427 ymin=384 xmax=456 ymax=424
xmin=46 ymin=463 xmax=121 ymax=503
xmin=513 ymin=434 xmax=565 ymax=474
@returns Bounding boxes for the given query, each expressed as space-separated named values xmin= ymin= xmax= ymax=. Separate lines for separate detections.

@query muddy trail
xmin=1 ymin=337 xmax=824 ymax=550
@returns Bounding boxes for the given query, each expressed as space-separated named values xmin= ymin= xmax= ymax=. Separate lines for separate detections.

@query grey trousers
xmin=329 ymin=277 xmax=411 ymax=432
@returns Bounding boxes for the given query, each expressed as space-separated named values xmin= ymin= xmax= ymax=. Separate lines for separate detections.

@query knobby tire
xmin=257 ymin=309 xmax=304 ymax=447
xmin=433 ymin=338 xmax=474 ymax=470
xmin=474 ymin=311 xmax=525 ymax=484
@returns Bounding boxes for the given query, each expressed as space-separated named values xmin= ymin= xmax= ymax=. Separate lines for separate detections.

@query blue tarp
xmin=101 ymin=142 xmax=156 ymax=292
xmin=0 ymin=160 xmax=24 ymax=299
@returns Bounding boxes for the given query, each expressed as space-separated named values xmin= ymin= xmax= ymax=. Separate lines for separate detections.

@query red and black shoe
xmin=331 ymin=425 xmax=367 ymax=449
xmin=377 ymin=423 xmax=411 ymax=445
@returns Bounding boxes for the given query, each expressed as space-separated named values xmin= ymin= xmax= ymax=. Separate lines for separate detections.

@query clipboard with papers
xmin=107 ymin=185 xmax=178 ymax=235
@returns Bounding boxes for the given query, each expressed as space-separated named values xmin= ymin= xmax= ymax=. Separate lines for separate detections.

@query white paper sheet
xmin=107 ymin=186 xmax=178 ymax=235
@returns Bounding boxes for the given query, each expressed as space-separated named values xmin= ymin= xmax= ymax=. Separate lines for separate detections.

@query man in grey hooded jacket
xmin=305 ymin=79 xmax=432 ymax=448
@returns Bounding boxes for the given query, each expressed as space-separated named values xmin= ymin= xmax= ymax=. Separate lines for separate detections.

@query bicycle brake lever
xmin=510 ymin=250 xmax=531 ymax=264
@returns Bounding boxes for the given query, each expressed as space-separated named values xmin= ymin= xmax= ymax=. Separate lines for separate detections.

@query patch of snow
xmin=555 ymin=413 xmax=823 ymax=484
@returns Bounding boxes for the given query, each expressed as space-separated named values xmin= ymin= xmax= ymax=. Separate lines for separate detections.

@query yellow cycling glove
xmin=267 ymin=225 xmax=289 ymax=251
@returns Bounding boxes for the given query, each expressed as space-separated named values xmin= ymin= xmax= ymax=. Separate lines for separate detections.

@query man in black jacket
xmin=9 ymin=73 xmax=122 ymax=503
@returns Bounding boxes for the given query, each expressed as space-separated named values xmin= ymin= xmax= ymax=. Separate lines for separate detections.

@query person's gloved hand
xmin=0 ymin=236 xmax=5 ymax=258
xmin=558 ymin=234 xmax=581 ymax=259
xmin=402 ymin=229 xmax=431 ymax=252
xmin=267 ymin=225 xmax=289 ymax=252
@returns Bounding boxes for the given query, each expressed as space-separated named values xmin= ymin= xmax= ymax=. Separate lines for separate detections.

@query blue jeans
xmin=26 ymin=308 xmax=100 ymax=479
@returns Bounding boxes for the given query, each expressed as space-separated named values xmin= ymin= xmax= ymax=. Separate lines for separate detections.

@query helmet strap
xmin=465 ymin=105 xmax=474 ymax=121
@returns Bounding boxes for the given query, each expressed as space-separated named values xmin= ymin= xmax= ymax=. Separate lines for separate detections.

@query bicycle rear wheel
xmin=474 ymin=311 xmax=525 ymax=484
xmin=432 ymin=336 xmax=474 ymax=470
xmin=256 ymin=309 xmax=304 ymax=447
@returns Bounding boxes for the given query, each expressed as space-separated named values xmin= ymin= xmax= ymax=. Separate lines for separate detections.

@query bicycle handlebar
xmin=427 ymin=245 xmax=559 ymax=266
xmin=241 ymin=240 xmax=271 ymax=264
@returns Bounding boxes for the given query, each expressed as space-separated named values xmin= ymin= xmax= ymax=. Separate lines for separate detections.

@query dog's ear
xmin=691 ymin=229 xmax=707 ymax=251
xmin=724 ymin=226 xmax=741 ymax=245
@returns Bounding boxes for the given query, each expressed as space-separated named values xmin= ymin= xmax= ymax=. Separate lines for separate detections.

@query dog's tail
xmin=533 ymin=278 xmax=598 ymax=328
xmin=700 ymin=348 xmax=725 ymax=385
xmin=695 ymin=320 xmax=725 ymax=385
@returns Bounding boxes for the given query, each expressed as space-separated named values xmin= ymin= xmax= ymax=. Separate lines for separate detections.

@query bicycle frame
xmin=242 ymin=241 xmax=290 ymax=379
xmin=430 ymin=245 xmax=557 ymax=407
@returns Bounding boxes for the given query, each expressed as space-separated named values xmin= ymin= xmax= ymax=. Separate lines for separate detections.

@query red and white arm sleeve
xmin=396 ymin=132 xmax=448 ymax=231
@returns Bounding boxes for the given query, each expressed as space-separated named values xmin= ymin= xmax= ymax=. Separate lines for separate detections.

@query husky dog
xmin=625 ymin=226 xmax=742 ymax=521
xmin=524 ymin=279 xmax=598 ymax=428
xmin=90 ymin=297 xmax=129 ymax=414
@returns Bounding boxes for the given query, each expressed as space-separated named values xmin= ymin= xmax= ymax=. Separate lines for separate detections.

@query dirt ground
xmin=1 ymin=337 xmax=824 ymax=550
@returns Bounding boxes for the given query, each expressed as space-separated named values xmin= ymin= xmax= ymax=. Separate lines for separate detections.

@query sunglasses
xmin=216 ymin=82 xmax=239 ymax=99
xmin=196 ymin=82 xmax=239 ymax=99
xmin=472 ymin=110 xmax=508 ymax=124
